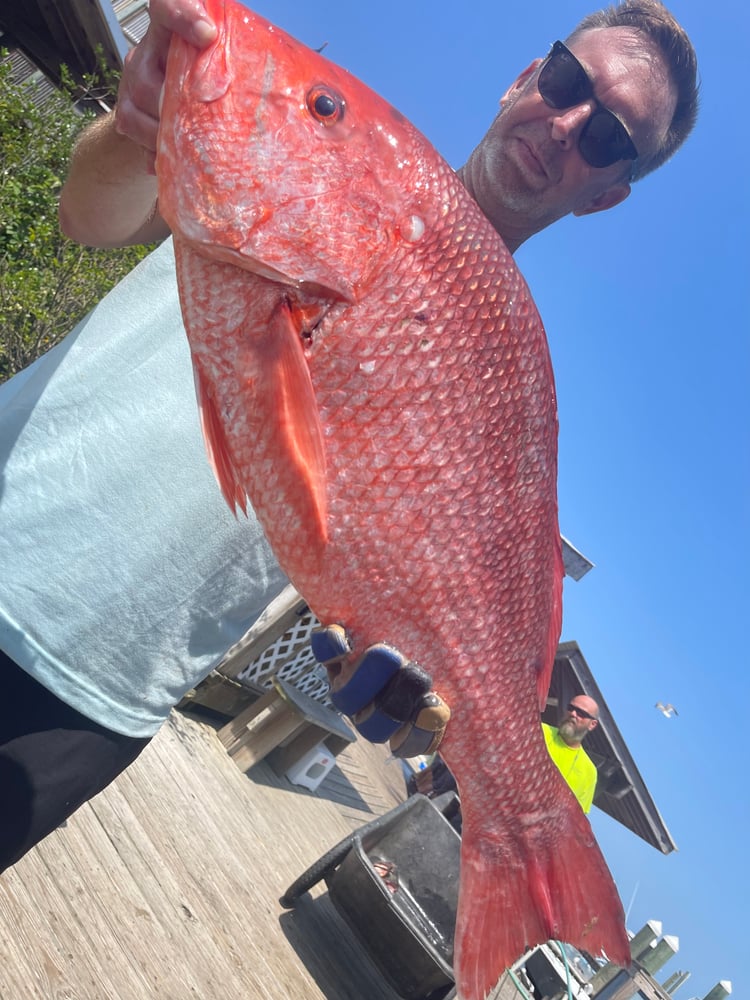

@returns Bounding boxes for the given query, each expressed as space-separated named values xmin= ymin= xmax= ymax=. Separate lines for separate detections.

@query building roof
xmin=0 ymin=0 xmax=148 ymax=103
xmin=545 ymin=641 xmax=677 ymax=854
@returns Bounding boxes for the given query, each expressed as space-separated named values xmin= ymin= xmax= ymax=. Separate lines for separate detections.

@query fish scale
xmin=157 ymin=1 xmax=630 ymax=996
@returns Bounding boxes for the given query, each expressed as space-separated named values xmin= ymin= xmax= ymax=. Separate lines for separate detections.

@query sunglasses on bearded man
xmin=567 ymin=702 xmax=597 ymax=721
xmin=538 ymin=40 xmax=639 ymax=175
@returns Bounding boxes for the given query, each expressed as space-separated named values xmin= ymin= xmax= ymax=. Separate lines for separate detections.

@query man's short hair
xmin=567 ymin=0 xmax=699 ymax=180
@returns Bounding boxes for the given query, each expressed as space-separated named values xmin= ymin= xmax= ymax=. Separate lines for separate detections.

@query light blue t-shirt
xmin=0 ymin=240 xmax=288 ymax=736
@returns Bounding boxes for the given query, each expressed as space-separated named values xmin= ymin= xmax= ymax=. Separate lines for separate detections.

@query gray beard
xmin=558 ymin=718 xmax=587 ymax=744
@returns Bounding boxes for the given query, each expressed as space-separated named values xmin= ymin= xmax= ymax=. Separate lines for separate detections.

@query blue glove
xmin=311 ymin=625 xmax=450 ymax=757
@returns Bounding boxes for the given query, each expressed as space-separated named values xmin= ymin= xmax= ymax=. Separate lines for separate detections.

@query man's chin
xmin=558 ymin=721 xmax=577 ymax=740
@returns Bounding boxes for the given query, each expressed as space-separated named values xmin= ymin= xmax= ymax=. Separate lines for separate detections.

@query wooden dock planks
xmin=0 ymin=708 xmax=406 ymax=1000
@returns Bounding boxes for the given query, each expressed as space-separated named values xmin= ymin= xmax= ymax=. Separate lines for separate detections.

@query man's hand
xmin=311 ymin=625 xmax=450 ymax=757
xmin=59 ymin=0 xmax=218 ymax=248
xmin=115 ymin=0 xmax=218 ymax=169
xmin=413 ymin=767 xmax=435 ymax=796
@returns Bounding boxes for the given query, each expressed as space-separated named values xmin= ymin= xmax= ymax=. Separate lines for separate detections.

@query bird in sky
xmin=655 ymin=702 xmax=678 ymax=718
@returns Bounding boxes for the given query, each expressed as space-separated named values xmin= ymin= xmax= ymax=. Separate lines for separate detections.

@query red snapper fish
xmin=156 ymin=1 xmax=630 ymax=995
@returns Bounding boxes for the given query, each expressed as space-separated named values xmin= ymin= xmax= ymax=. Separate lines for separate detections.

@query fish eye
xmin=307 ymin=86 xmax=345 ymax=126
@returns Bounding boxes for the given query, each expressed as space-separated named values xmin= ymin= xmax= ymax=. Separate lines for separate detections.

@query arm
xmin=58 ymin=113 xmax=168 ymax=248
xmin=58 ymin=0 xmax=217 ymax=248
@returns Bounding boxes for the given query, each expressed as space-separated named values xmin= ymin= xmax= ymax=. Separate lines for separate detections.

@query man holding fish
xmin=0 ymin=0 xmax=697 ymax=956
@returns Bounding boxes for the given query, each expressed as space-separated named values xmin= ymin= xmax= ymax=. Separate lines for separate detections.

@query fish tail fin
xmin=454 ymin=788 xmax=630 ymax=1000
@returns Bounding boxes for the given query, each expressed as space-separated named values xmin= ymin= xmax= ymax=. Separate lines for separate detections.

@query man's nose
xmin=548 ymin=102 xmax=593 ymax=148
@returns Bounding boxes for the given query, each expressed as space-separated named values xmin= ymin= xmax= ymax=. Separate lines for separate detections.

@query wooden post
xmin=589 ymin=961 xmax=622 ymax=995
xmin=629 ymin=919 xmax=662 ymax=961
xmin=703 ymin=982 xmax=732 ymax=1000
xmin=639 ymin=935 xmax=678 ymax=976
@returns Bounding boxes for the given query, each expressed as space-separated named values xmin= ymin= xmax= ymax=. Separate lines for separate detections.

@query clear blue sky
xmin=245 ymin=1 xmax=748 ymax=995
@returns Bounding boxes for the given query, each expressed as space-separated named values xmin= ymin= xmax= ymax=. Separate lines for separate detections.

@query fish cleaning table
xmin=217 ymin=676 xmax=355 ymax=774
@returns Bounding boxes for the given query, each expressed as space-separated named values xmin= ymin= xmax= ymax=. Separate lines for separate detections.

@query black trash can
xmin=325 ymin=793 xmax=460 ymax=999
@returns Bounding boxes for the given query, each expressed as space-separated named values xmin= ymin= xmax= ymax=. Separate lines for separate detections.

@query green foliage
xmin=0 ymin=55 xmax=152 ymax=382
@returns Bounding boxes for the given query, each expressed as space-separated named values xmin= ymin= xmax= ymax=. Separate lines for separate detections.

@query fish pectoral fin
xmin=263 ymin=300 xmax=328 ymax=545
xmin=193 ymin=361 xmax=248 ymax=516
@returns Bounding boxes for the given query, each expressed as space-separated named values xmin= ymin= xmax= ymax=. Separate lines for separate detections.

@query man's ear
xmin=500 ymin=58 xmax=544 ymax=109
xmin=573 ymin=182 xmax=631 ymax=217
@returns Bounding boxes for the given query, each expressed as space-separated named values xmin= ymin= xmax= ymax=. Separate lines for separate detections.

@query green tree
xmin=0 ymin=55 xmax=153 ymax=382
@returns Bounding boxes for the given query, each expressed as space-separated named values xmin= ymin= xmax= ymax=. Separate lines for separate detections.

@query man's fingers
xmin=113 ymin=1 xmax=218 ymax=152
xmin=147 ymin=0 xmax=217 ymax=47
xmin=115 ymin=27 xmax=170 ymax=144
xmin=114 ymin=97 xmax=160 ymax=154
xmin=389 ymin=692 xmax=450 ymax=758
xmin=414 ymin=771 xmax=433 ymax=794
xmin=311 ymin=626 xmax=450 ymax=756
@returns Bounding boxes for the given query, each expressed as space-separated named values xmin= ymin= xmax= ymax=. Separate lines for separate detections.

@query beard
xmin=558 ymin=717 xmax=588 ymax=745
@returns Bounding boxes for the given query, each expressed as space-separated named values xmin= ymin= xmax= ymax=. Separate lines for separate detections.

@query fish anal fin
xmin=454 ymin=777 xmax=630 ymax=1000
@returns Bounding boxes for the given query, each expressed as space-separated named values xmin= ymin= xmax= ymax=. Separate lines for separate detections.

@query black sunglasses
xmin=538 ymin=40 xmax=639 ymax=173
xmin=567 ymin=702 xmax=597 ymax=721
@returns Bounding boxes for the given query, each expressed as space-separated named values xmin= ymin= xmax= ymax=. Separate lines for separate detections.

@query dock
xmin=0 ymin=706 xmax=410 ymax=1000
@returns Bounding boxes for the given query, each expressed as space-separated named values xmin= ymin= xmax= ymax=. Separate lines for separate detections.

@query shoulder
xmin=579 ymin=746 xmax=597 ymax=775
xmin=541 ymin=722 xmax=557 ymax=745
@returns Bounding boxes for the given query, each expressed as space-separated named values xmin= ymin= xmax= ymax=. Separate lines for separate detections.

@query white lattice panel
xmin=237 ymin=610 xmax=331 ymax=702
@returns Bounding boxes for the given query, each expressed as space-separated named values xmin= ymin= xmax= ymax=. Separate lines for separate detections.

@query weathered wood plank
xmin=0 ymin=709 xmax=406 ymax=1000
xmin=178 ymin=670 xmax=257 ymax=716
xmin=0 ymin=846 xmax=152 ymax=999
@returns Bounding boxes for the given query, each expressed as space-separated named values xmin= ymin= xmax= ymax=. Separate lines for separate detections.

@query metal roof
xmin=545 ymin=641 xmax=677 ymax=854
xmin=0 ymin=0 xmax=148 ymax=102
